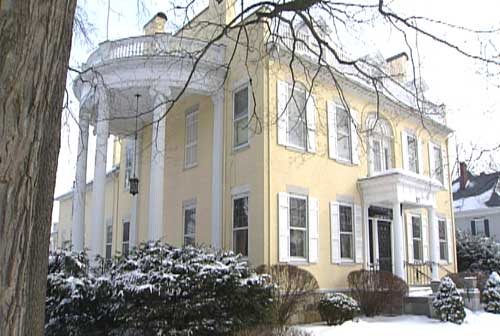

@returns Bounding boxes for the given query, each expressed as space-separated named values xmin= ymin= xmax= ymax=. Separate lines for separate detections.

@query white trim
xmin=330 ymin=201 xmax=341 ymax=263
xmin=231 ymin=184 xmax=250 ymax=196
xmin=211 ymin=90 xmax=224 ymax=249
xmin=232 ymin=84 xmax=250 ymax=150
xmin=232 ymin=192 xmax=250 ymax=257
xmin=184 ymin=106 xmax=199 ymax=169
xmin=182 ymin=200 xmax=197 ymax=246
xmin=338 ymin=202 xmax=355 ymax=263
xmin=288 ymin=194 xmax=309 ymax=260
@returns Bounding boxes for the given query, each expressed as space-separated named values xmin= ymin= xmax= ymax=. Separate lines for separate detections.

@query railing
xmin=84 ymin=34 xmax=225 ymax=69
xmin=405 ymin=261 xmax=433 ymax=286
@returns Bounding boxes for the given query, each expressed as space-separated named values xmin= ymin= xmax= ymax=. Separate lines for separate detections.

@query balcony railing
xmin=84 ymin=34 xmax=225 ymax=69
xmin=405 ymin=261 xmax=433 ymax=286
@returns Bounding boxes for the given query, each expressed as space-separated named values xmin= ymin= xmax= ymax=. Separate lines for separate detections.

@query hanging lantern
xmin=129 ymin=93 xmax=141 ymax=196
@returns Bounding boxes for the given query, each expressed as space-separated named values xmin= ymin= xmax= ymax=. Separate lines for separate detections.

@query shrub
xmin=432 ymin=276 xmax=466 ymax=324
xmin=347 ymin=270 xmax=408 ymax=317
xmin=45 ymin=243 xmax=273 ymax=335
xmin=482 ymin=272 xmax=500 ymax=313
xmin=256 ymin=264 xmax=319 ymax=329
xmin=456 ymin=230 xmax=500 ymax=273
xmin=318 ymin=293 xmax=359 ymax=326
xmin=234 ymin=326 xmax=312 ymax=336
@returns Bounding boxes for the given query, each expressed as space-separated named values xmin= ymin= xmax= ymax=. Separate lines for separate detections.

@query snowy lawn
xmin=298 ymin=310 xmax=500 ymax=336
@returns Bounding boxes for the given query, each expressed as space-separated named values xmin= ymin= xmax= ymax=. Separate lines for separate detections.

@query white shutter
xmin=428 ymin=142 xmax=436 ymax=180
xmin=442 ymin=146 xmax=449 ymax=189
xmin=446 ymin=218 xmax=453 ymax=264
xmin=422 ymin=215 xmax=429 ymax=262
xmin=330 ymin=201 xmax=341 ymax=263
xmin=418 ymin=138 xmax=424 ymax=175
xmin=327 ymin=101 xmax=337 ymax=159
xmin=277 ymin=81 xmax=288 ymax=146
xmin=367 ymin=137 xmax=374 ymax=176
xmin=278 ymin=192 xmax=290 ymax=262
xmin=306 ymin=95 xmax=317 ymax=153
xmin=351 ymin=110 xmax=360 ymax=165
xmin=401 ymin=131 xmax=409 ymax=170
xmin=308 ymin=197 xmax=319 ymax=263
xmin=406 ymin=213 xmax=414 ymax=263
xmin=354 ymin=204 xmax=363 ymax=264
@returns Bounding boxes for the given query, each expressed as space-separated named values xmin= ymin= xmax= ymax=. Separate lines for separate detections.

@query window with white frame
xmin=184 ymin=107 xmax=198 ymax=168
xmin=122 ymin=221 xmax=130 ymax=256
xmin=105 ymin=221 xmax=113 ymax=259
xmin=336 ymin=107 xmax=352 ymax=162
xmin=287 ymin=85 xmax=307 ymax=150
xmin=124 ymin=141 xmax=134 ymax=189
xmin=438 ymin=219 xmax=447 ymax=261
xmin=233 ymin=195 xmax=249 ymax=257
xmin=234 ymin=86 xmax=249 ymax=148
xmin=471 ymin=219 xmax=490 ymax=237
xmin=339 ymin=205 xmax=354 ymax=260
xmin=366 ymin=115 xmax=393 ymax=173
xmin=289 ymin=196 xmax=308 ymax=258
xmin=412 ymin=216 xmax=422 ymax=261
xmin=183 ymin=201 xmax=196 ymax=246
xmin=407 ymin=135 xmax=419 ymax=173
xmin=433 ymin=144 xmax=444 ymax=183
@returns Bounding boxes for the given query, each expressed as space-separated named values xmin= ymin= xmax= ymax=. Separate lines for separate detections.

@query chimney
xmin=459 ymin=161 xmax=468 ymax=190
xmin=143 ymin=12 xmax=167 ymax=35
xmin=385 ymin=52 xmax=408 ymax=83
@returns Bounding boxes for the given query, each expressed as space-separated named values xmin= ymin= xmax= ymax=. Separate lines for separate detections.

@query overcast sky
xmin=53 ymin=0 xmax=500 ymax=220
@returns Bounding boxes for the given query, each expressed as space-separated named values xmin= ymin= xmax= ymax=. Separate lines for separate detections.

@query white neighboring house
xmin=453 ymin=162 xmax=500 ymax=239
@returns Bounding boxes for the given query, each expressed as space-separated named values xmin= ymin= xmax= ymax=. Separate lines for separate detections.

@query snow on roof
xmin=453 ymin=171 xmax=500 ymax=210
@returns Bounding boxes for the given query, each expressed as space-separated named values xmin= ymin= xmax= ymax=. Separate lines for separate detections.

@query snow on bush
xmin=318 ymin=293 xmax=360 ymax=326
xmin=456 ymin=230 xmax=500 ymax=273
xmin=482 ymin=272 xmax=500 ymax=313
xmin=432 ymin=276 xmax=466 ymax=324
xmin=45 ymin=242 xmax=273 ymax=335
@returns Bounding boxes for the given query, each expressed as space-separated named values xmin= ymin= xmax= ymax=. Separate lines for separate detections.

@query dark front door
xmin=377 ymin=220 xmax=392 ymax=273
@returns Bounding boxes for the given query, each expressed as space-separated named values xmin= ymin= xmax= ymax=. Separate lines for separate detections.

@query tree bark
xmin=0 ymin=1 xmax=77 ymax=335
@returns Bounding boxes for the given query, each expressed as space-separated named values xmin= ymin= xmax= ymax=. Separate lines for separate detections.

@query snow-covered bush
xmin=482 ymin=272 xmax=500 ymax=313
xmin=456 ymin=230 xmax=500 ymax=273
xmin=348 ymin=270 xmax=408 ymax=316
xmin=45 ymin=243 xmax=273 ymax=335
xmin=318 ymin=293 xmax=360 ymax=326
xmin=432 ymin=276 xmax=466 ymax=324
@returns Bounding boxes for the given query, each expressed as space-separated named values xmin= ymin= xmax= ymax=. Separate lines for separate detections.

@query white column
xmin=392 ymin=201 xmax=405 ymax=280
xmin=428 ymin=207 xmax=440 ymax=281
xmin=89 ymin=89 xmax=109 ymax=257
xmin=148 ymin=89 xmax=168 ymax=241
xmin=211 ymin=90 xmax=224 ymax=249
xmin=71 ymin=109 xmax=90 ymax=251
xmin=130 ymin=135 xmax=142 ymax=248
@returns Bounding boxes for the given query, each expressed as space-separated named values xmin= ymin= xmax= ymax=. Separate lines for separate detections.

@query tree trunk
xmin=0 ymin=1 xmax=77 ymax=335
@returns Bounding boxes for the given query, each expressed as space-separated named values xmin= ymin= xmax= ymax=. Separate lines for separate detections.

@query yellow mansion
xmin=55 ymin=0 xmax=456 ymax=290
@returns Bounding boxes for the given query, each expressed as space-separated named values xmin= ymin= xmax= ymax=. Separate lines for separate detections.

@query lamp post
xmin=129 ymin=94 xmax=140 ymax=196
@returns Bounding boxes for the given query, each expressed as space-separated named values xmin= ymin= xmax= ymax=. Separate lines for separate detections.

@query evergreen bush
xmin=432 ymin=276 xmax=466 ymax=324
xmin=456 ymin=230 xmax=500 ymax=273
xmin=482 ymin=271 xmax=500 ymax=313
xmin=318 ymin=293 xmax=359 ymax=326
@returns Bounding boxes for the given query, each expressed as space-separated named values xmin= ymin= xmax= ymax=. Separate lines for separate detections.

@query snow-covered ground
xmin=298 ymin=310 xmax=500 ymax=336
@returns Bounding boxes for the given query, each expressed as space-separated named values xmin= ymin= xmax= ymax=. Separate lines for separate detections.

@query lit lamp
xmin=129 ymin=93 xmax=141 ymax=196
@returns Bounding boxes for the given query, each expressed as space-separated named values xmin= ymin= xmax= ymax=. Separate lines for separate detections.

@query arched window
xmin=366 ymin=114 xmax=394 ymax=174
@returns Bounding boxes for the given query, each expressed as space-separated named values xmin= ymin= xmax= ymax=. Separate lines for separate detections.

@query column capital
xmin=211 ymin=89 xmax=224 ymax=105
xmin=149 ymin=86 xmax=171 ymax=102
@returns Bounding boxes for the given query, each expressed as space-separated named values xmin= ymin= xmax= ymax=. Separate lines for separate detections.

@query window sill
xmin=332 ymin=157 xmax=356 ymax=166
xmin=288 ymin=258 xmax=310 ymax=265
xmin=183 ymin=163 xmax=198 ymax=171
xmin=284 ymin=144 xmax=308 ymax=154
xmin=233 ymin=143 xmax=250 ymax=153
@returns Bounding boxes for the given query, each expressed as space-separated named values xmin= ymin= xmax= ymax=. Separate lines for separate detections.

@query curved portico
xmin=71 ymin=32 xmax=226 ymax=257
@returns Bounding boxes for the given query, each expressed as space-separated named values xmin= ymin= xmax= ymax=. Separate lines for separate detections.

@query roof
xmin=452 ymin=171 xmax=500 ymax=211
xmin=54 ymin=166 xmax=120 ymax=201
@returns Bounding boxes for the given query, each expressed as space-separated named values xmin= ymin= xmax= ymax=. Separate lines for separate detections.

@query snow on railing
xmin=274 ymin=24 xmax=447 ymax=126
xmin=84 ymin=33 xmax=225 ymax=68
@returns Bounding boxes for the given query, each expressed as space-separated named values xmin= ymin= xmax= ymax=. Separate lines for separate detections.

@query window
xmin=184 ymin=107 xmax=198 ymax=168
xmin=339 ymin=205 xmax=353 ymax=260
xmin=287 ymin=86 xmax=307 ymax=150
xmin=124 ymin=141 xmax=134 ymax=189
xmin=438 ymin=219 xmax=447 ymax=261
xmin=233 ymin=195 xmax=249 ymax=256
xmin=367 ymin=115 xmax=393 ymax=174
xmin=407 ymin=135 xmax=419 ymax=173
xmin=289 ymin=196 xmax=307 ymax=258
xmin=105 ymin=222 xmax=113 ymax=259
xmin=336 ymin=107 xmax=352 ymax=161
xmin=183 ymin=202 xmax=196 ymax=246
xmin=472 ymin=219 xmax=490 ymax=237
xmin=233 ymin=86 xmax=249 ymax=148
xmin=122 ymin=221 xmax=130 ymax=256
xmin=433 ymin=145 xmax=444 ymax=184
xmin=412 ymin=216 xmax=422 ymax=261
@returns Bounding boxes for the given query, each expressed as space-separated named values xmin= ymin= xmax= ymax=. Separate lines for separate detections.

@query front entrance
xmin=377 ymin=220 xmax=392 ymax=273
